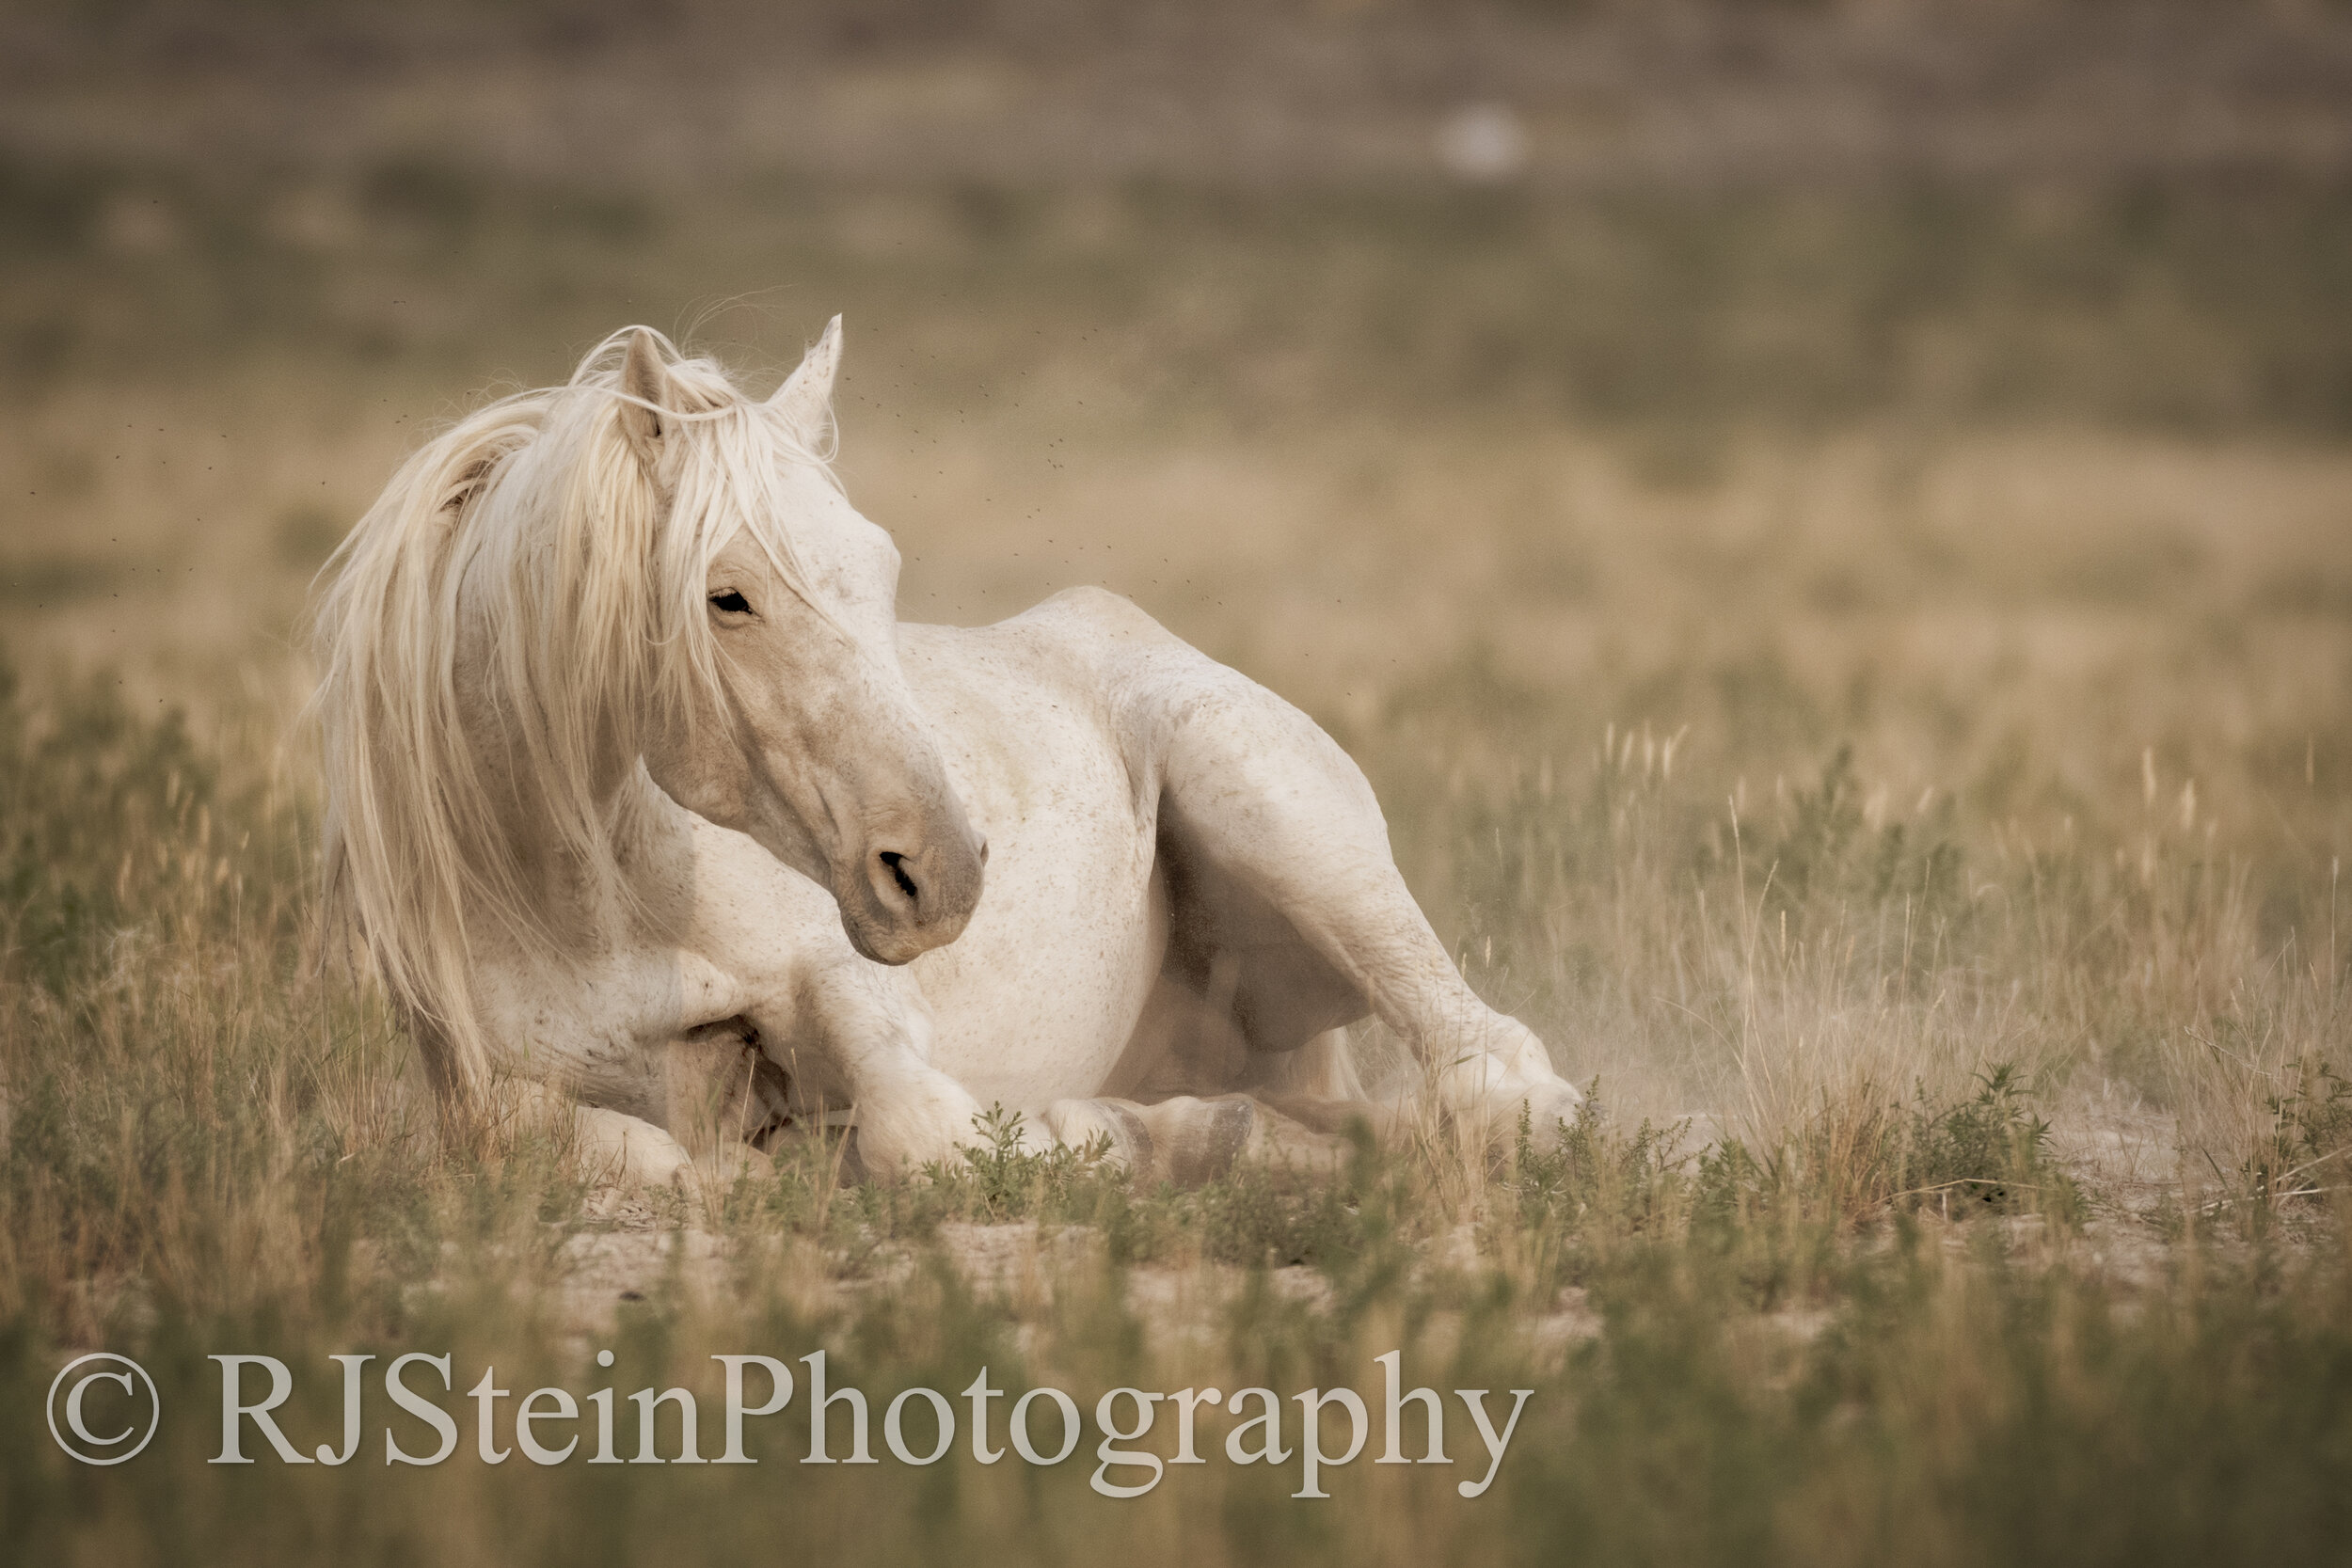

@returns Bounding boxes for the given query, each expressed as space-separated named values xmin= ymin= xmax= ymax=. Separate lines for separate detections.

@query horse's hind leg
xmin=1041 ymin=1094 xmax=1343 ymax=1185
xmin=1125 ymin=638 xmax=1582 ymax=1141
xmin=1239 ymin=1028 xmax=1417 ymax=1138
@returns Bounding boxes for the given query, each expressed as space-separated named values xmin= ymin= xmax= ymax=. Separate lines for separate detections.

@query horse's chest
xmin=913 ymin=762 xmax=1160 ymax=1107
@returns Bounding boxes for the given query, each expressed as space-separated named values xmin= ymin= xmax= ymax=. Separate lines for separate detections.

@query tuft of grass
xmin=2244 ymin=1056 xmax=2352 ymax=1211
xmin=1509 ymin=1094 xmax=1693 ymax=1242
xmin=921 ymin=1103 xmax=1119 ymax=1223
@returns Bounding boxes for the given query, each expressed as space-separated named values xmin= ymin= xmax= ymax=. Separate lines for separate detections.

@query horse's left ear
xmin=616 ymin=327 xmax=673 ymax=481
xmin=770 ymin=315 xmax=843 ymax=439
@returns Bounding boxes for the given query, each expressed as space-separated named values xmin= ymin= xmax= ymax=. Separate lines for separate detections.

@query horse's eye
xmin=708 ymin=590 xmax=753 ymax=615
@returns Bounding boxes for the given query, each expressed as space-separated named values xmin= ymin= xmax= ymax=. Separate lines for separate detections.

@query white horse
xmin=311 ymin=323 xmax=1582 ymax=1185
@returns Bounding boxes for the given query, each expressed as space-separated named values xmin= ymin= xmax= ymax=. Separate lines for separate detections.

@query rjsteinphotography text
xmin=51 ymin=1349 xmax=1533 ymax=1501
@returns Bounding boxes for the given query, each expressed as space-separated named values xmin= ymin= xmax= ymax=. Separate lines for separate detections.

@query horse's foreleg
xmin=758 ymin=961 xmax=992 ymax=1180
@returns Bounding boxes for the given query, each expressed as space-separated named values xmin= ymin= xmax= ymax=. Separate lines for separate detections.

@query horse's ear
xmin=770 ymin=315 xmax=842 ymax=439
xmin=616 ymin=327 xmax=671 ymax=480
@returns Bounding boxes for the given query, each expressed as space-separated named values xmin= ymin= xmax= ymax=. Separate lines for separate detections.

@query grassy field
xmin=5 ymin=4 xmax=2352 ymax=1561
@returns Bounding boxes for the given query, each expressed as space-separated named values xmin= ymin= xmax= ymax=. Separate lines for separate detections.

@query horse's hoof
xmin=574 ymin=1106 xmax=696 ymax=1190
xmin=1042 ymin=1099 xmax=1152 ymax=1173
xmin=1514 ymin=1080 xmax=1590 ymax=1150
xmin=850 ymin=1076 xmax=992 ymax=1178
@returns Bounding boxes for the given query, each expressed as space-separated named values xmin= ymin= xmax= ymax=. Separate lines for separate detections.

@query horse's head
xmin=617 ymin=323 xmax=987 ymax=963
xmin=314 ymin=322 xmax=985 ymax=1116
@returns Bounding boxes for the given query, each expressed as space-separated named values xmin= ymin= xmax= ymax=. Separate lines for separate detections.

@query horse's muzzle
xmin=841 ymin=824 xmax=987 ymax=963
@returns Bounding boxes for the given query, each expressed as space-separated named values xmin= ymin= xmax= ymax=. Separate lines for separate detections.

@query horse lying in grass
xmin=310 ymin=322 xmax=1582 ymax=1186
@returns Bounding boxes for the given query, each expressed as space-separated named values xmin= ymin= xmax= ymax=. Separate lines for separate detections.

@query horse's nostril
xmin=977 ymin=836 xmax=990 ymax=867
xmin=878 ymin=849 xmax=920 ymax=903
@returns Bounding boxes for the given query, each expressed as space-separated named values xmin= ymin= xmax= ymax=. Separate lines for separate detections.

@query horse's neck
xmin=478 ymin=760 xmax=674 ymax=960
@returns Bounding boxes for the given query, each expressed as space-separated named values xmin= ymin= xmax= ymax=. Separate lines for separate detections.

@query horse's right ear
xmin=770 ymin=314 xmax=842 ymax=441
xmin=616 ymin=328 xmax=672 ymax=481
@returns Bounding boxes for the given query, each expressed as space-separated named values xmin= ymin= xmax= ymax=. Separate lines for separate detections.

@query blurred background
xmin=3 ymin=0 xmax=2348 ymax=1130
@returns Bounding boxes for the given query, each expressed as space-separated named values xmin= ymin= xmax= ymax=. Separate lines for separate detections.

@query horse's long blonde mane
xmin=310 ymin=327 xmax=832 ymax=1111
